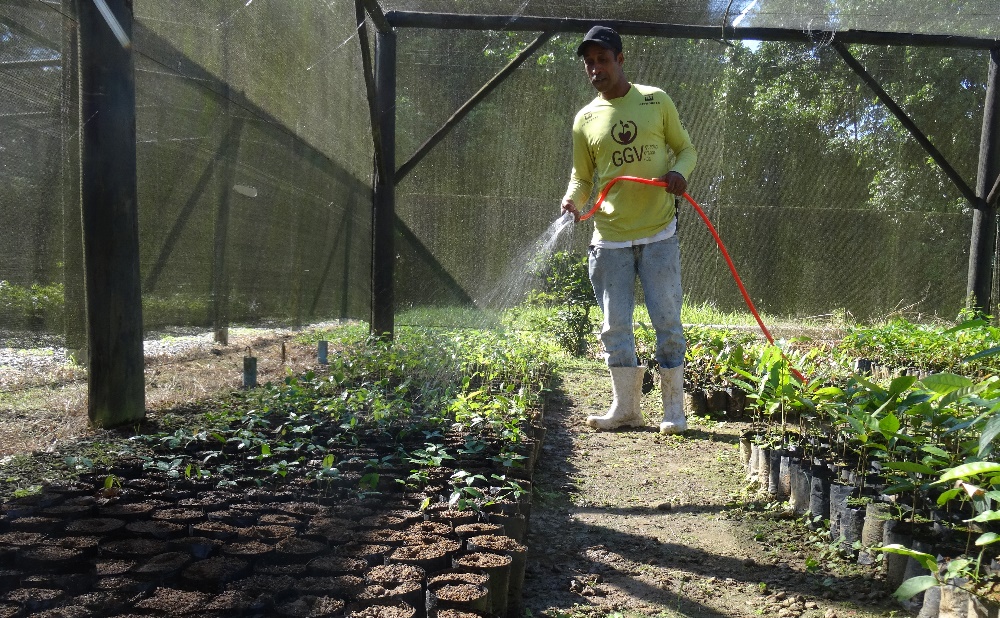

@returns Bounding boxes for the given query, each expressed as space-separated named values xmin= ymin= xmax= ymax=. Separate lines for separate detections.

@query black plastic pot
xmin=788 ymin=459 xmax=811 ymax=515
xmin=828 ymin=483 xmax=858 ymax=547
xmin=426 ymin=571 xmax=491 ymax=617
xmin=739 ymin=432 xmax=753 ymax=470
xmin=758 ymin=447 xmax=771 ymax=493
xmin=453 ymin=551 xmax=512 ymax=618
xmin=486 ymin=513 xmax=525 ymax=543
xmin=858 ymin=501 xmax=890 ymax=565
xmin=807 ymin=466 xmax=832 ymax=528
xmin=465 ymin=535 xmax=526 ymax=618
xmin=766 ymin=448 xmax=784 ymax=498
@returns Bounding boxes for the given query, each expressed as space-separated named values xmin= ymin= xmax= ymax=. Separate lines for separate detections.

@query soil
xmin=366 ymin=564 xmax=426 ymax=584
xmin=432 ymin=582 xmax=489 ymax=601
xmin=347 ymin=601 xmax=417 ymax=618
xmin=455 ymin=551 xmax=512 ymax=570
xmin=277 ymin=594 xmax=347 ymax=617
xmin=0 ymin=325 xmax=330 ymax=458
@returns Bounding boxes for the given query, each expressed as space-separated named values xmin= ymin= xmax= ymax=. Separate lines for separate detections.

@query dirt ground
xmin=0 ymin=326 xmax=326 ymax=459
xmin=0 ymin=329 xmax=905 ymax=617
xmin=523 ymin=362 xmax=901 ymax=618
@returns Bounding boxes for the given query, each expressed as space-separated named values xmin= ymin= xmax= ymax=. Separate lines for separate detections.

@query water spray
xmin=580 ymin=175 xmax=807 ymax=383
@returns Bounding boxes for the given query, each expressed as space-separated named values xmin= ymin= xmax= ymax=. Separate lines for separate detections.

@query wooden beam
xmin=970 ymin=48 xmax=1000 ymax=314
xmin=833 ymin=41 xmax=981 ymax=209
xmin=61 ymin=0 xmax=86 ymax=361
xmin=371 ymin=29 xmax=396 ymax=338
xmin=385 ymin=12 xmax=1000 ymax=50
xmin=395 ymin=31 xmax=553 ymax=184
xmin=77 ymin=0 xmax=145 ymax=427
xmin=361 ymin=0 xmax=391 ymax=34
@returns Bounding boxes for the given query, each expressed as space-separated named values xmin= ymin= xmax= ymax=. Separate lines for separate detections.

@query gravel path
xmin=0 ymin=322 xmax=346 ymax=390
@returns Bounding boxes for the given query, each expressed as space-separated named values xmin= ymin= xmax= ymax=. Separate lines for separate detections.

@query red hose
xmin=579 ymin=175 xmax=806 ymax=383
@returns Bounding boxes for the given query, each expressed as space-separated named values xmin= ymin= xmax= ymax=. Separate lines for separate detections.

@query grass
xmin=396 ymin=305 xmax=507 ymax=330
xmin=404 ymin=299 xmax=850 ymax=338
xmin=679 ymin=298 xmax=771 ymax=327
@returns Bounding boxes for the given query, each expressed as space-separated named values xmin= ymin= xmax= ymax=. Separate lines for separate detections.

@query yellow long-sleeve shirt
xmin=563 ymin=83 xmax=697 ymax=243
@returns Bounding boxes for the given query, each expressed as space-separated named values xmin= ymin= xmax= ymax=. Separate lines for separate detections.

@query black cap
xmin=576 ymin=25 xmax=622 ymax=56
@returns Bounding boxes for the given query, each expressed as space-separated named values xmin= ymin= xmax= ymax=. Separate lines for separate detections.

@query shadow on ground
xmin=522 ymin=368 xmax=894 ymax=618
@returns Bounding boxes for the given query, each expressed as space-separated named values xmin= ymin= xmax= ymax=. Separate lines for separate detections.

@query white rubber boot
xmin=586 ymin=366 xmax=645 ymax=430
xmin=658 ymin=365 xmax=688 ymax=435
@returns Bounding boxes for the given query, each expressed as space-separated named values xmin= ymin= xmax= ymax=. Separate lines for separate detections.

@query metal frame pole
xmin=371 ymin=28 xmax=397 ymax=338
xmin=971 ymin=48 xmax=1000 ymax=313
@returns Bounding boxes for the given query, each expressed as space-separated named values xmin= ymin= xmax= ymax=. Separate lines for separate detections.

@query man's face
xmin=580 ymin=43 xmax=625 ymax=96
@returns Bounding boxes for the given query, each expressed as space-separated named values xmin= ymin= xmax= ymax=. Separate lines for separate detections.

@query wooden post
xmin=371 ymin=29 xmax=396 ymax=338
xmin=970 ymin=48 xmax=1000 ymax=315
xmin=61 ymin=0 xmax=86 ymax=363
xmin=77 ymin=0 xmax=145 ymax=427
xmin=212 ymin=30 xmax=239 ymax=346
xmin=211 ymin=119 xmax=241 ymax=346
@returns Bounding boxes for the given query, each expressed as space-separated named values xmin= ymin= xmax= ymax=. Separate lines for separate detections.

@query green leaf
xmin=967 ymin=510 xmax=1000 ymax=523
xmin=876 ymin=544 xmax=937 ymax=572
xmin=976 ymin=532 xmax=1000 ymax=546
xmin=921 ymin=373 xmax=974 ymax=395
xmin=945 ymin=558 xmax=972 ymax=576
xmin=980 ymin=415 xmax=1000 ymax=457
xmin=938 ymin=386 xmax=982 ymax=411
xmin=964 ymin=345 xmax=1000 ymax=363
xmin=939 ymin=462 xmax=1000 ymax=483
xmin=936 ymin=488 xmax=961 ymax=506
xmin=883 ymin=482 xmax=918 ymax=495
xmin=879 ymin=413 xmax=900 ymax=436
xmin=888 ymin=375 xmax=917 ymax=398
xmin=883 ymin=461 xmax=937 ymax=475
xmin=847 ymin=415 xmax=866 ymax=437
xmin=921 ymin=445 xmax=951 ymax=460
xmin=893 ymin=576 xmax=938 ymax=602
xmin=944 ymin=318 xmax=990 ymax=335
xmin=815 ymin=387 xmax=845 ymax=397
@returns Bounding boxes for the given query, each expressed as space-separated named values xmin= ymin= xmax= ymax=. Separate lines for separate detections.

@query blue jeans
xmin=588 ymin=235 xmax=685 ymax=369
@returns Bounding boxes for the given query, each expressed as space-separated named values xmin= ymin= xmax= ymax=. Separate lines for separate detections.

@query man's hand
xmin=657 ymin=171 xmax=687 ymax=196
xmin=561 ymin=198 xmax=581 ymax=222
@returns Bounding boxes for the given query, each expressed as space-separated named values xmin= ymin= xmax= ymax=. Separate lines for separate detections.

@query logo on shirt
xmin=612 ymin=143 xmax=658 ymax=167
xmin=611 ymin=120 xmax=638 ymax=145
xmin=644 ymin=94 xmax=654 ymax=102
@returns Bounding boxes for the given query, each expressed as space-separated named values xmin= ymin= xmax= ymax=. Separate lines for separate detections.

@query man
xmin=561 ymin=25 xmax=697 ymax=434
